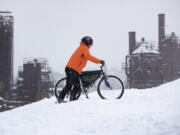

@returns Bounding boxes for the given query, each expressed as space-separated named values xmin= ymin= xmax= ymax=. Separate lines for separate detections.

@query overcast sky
xmin=1 ymin=0 xmax=180 ymax=75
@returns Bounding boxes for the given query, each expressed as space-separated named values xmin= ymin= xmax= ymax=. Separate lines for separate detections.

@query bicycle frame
xmin=79 ymin=64 xmax=107 ymax=99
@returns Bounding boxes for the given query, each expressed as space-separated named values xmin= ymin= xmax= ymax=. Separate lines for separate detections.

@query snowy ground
xmin=0 ymin=80 xmax=180 ymax=135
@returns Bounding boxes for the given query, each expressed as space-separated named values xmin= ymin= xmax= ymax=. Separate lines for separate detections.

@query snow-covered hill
xmin=0 ymin=80 xmax=180 ymax=135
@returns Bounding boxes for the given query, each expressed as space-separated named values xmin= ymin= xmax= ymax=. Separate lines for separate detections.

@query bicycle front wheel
xmin=97 ymin=75 xmax=124 ymax=99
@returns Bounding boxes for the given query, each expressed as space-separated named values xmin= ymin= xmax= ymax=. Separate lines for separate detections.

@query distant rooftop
xmin=132 ymin=41 xmax=159 ymax=54
xmin=0 ymin=11 xmax=12 ymax=14
xmin=0 ymin=11 xmax=13 ymax=22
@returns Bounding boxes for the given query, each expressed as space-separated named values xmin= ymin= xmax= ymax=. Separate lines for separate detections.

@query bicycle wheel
xmin=54 ymin=78 xmax=81 ymax=101
xmin=97 ymin=75 xmax=124 ymax=99
xmin=54 ymin=77 xmax=66 ymax=100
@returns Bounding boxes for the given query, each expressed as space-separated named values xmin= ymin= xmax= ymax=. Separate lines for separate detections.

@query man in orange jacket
xmin=58 ymin=36 xmax=105 ymax=102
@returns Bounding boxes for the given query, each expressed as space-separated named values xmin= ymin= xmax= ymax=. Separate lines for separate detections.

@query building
xmin=126 ymin=35 xmax=164 ymax=88
xmin=125 ymin=14 xmax=180 ymax=89
xmin=15 ymin=58 xmax=53 ymax=102
xmin=0 ymin=11 xmax=13 ymax=99
xmin=158 ymin=14 xmax=180 ymax=82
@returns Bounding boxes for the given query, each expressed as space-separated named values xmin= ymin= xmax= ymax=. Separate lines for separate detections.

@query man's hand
xmin=100 ymin=60 xmax=105 ymax=66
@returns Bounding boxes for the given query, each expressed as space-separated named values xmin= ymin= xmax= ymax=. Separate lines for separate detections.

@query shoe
xmin=58 ymin=98 xmax=64 ymax=103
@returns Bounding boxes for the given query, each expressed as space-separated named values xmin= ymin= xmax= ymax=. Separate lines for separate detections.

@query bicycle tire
xmin=97 ymin=75 xmax=124 ymax=99
xmin=54 ymin=77 xmax=81 ymax=101
xmin=54 ymin=77 xmax=66 ymax=99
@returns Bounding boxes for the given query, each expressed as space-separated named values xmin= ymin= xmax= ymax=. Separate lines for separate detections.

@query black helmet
xmin=81 ymin=36 xmax=93 ymax=46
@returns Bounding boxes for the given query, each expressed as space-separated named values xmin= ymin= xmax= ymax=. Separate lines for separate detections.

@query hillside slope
xmin=0 ymin=80 xmax=180 ymax=135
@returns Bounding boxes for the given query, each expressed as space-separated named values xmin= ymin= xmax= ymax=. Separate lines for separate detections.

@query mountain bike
xmin=54 ymin=65 xmax=124 ymax=102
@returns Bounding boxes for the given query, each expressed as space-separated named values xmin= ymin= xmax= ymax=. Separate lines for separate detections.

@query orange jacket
xmin=66 ymin=42 xmax=101 ymax=73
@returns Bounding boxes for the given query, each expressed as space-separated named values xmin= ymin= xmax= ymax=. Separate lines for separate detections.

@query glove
xmin=100 ymin=60 xmax=105 ymax=66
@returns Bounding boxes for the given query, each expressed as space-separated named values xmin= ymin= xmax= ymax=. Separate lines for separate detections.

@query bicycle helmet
xmin=81 ymin=36 xmax=93 ymax=46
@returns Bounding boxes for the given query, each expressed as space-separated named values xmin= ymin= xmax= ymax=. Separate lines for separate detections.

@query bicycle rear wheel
xmin=54 ymin=77 xmax=81 ymax=101
xmin=97 ymin=75 xmax=124 ymax=99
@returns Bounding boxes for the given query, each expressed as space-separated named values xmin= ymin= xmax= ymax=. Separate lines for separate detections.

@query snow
xmin=132 ymin=42 xmax=159 ymax=54
xmin=0 ymin=79 xmax=180 ymax=135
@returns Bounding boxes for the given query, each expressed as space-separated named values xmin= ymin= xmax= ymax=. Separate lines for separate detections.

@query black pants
xmin=59 ymin=67 xmax=80 ymax=100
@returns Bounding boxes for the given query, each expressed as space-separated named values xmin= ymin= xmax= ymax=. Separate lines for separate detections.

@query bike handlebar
xmin=100 ymin=63 xmax=105 ymax=69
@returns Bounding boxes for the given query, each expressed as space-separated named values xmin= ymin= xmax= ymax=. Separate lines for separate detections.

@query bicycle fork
xmin=103 ymin=74 xmax=113 ymax=90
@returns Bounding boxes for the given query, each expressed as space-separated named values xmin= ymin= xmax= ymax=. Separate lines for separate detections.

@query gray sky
xmin=1 ymin=0 xmax=180 ymax=75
